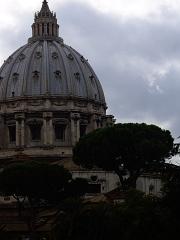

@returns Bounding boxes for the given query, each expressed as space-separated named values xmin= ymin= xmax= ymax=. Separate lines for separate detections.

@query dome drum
xmin=0 ymin=107 xmax=114 ymax=161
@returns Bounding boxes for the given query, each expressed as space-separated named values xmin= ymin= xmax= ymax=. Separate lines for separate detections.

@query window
xmin=42 ymin=23 xmax=44 ymax=35
xmin=74 ymin=72 xmax=80 ymax=81
xmin=54 ymin=70 xmax=61 ymax=79
xmin=89 ymin=74 xmax=95 ymax=87
xmin=29 ymin=124 xmax=41 ymax=141
xmin=47 ymin=23 xmax=49 ymax=35
xmin=52 ymin=52 xmax=58 ymax=59
xmin=8 ymin=125 xmax=16 ymax=143
xmin=12 ymin=73 xmax=19 ymax=83
xmin=55 ymin=124 xmax=66 ymax=141
xmin=32 ymin=71 xmax=39 ymax=79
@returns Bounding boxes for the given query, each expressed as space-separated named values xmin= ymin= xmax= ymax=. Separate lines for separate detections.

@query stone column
xmin=49 ymin=23 xmax=52 ymax=35
xmin=91 ymin=114 xmax=98 ymax=130
xmin=35 ymin=24 xmax=38 ymax=36
xmin=15 ymin=113 xmax=25 ymax=148
xmin=21 ymin=119 xmax=25 ymax=147
xmin=43 ymin=118 xmax=47 ymax=145
xmin=71 ymin=117 xmax=75 ymax=146
xmin=40 ymin=23 xmax=43 ymax=36
xmin=49 ymin=118 xmax=53 ymax=145
xmin=44 ymin=23 xmax=47 ymax=35
xmin=71 ymin=113 xmax=80 ymax=146
xmin=43 ymin=112 xmax=53 ymax=146
xmin=76 ymin=119 xmax=80 ymax=142
xmin=15 ymin=120 xmax=20 ymax=147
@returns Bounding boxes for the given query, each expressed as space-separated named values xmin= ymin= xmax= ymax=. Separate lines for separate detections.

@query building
xmin=0 ymin=0 xmax=118 ymax=194
xmin=0 ymin=1 xmax=163 ymax=200
xmin=0 ymin=1 xmax=114 ymax=163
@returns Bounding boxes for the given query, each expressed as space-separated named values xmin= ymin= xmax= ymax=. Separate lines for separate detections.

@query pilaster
xmin=15 ymin=113 xmax=25 ymax=148
xmin=43 ymin=112 xmax=53 ymax=145
xmin=70 ymin=113 xmax=80 ymax=146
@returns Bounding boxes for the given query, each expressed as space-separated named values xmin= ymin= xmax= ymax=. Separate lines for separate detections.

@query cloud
xmin=57 ymin=2 xmax=180 ymax=137
xmin=1 ymin=0 xmax=180 ymax=141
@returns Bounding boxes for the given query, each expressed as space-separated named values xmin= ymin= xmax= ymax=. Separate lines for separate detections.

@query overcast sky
xmin=1 ymin=0 xmax=180 ymax=145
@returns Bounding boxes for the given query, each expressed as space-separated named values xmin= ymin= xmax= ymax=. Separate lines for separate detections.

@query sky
xmin=1 ymin=0 xmax=180 ymax=150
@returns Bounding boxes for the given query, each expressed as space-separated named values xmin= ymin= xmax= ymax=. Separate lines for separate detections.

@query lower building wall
xmin=136 ymin=175 xmax=162 ymax=197
xmin=73 ymin=171 xmax=163 ymax=197
xmin=72 ymin=171 xmax=120 ymax=194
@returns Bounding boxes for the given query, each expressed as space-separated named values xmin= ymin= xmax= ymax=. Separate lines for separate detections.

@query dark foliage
xmin=55 ymin=190 xmax=179 ymax=240
xmin=0 ymin=161 xmax=72 ymax=204
xmin=73 ymin=123 xmax=174 ymax=188
xmin=162 ymin=165 xmax=180 ymax=214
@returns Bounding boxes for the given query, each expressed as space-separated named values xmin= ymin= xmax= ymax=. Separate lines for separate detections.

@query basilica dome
xmin=0 ymin=4 xmax=105 ymax=104
xmin=0 ymin=0 xmax=114 ymax=163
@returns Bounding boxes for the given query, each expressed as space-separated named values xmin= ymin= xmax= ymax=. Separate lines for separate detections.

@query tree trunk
xmin=126 ymin=170 xmax=140 ymax=189
xmin=114 ymin=168 xmax=126 ymax=190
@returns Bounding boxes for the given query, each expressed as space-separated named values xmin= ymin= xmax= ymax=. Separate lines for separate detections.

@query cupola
xmin=30 ymin=0 xmax=60 ymax=41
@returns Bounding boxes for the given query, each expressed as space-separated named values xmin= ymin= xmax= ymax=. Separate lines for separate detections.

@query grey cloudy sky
xmin=1 ymin=0 xmax=180 ymax=142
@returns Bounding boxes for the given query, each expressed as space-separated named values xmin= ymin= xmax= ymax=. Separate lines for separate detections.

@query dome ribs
xmin=4 ymin=44 xmax=29 ymax=99
xmin=42 ymin=40 xmax=50 ymax=95
xmin=25 ymin=41 xmax=40 ymax=96
xmin=0 ymin=2 xmax=106 ymax=106
xmin=68 ymin=47 xmax=88 ymax=98
xmin=53 ymin=41 xmax=71 ymax=96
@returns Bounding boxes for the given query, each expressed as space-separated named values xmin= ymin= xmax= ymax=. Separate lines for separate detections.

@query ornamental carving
xmin=35 ymin=51 xmax=42 ymax=59
xmin=74 ymin=102 xmax=87 ymax=108
xmin=32 ymin=71 xmax=40 ymax=79
xmin=6 ymin=56 xmax=13 ymax=64
xmin=67 ymin=53 xmax=74 ymax=60
xmin=7 ymin=102 xmax=20 ymax=109
xmin=19 ymin=54 xmax=26 ymax=61
xmin=52 ymin=52 xmax=58 ymax=59
xmin=74 ymin=72 xmax=80 ymax=80
xmin=80 ymin=119 xmax=88 ymax=125
xmin=93 ymin=105 xmax=100 ymax=111
xmin=54 ymin=70 xmax=62 ymax=79
xmin=80 ymin=56 xmax=85 ymax=63
xmin=53 ymin=101 xmax=67 ymax=106
xmin=71 ymin=113 xmax=80 ymax=120
xmin=12 ymin=73 xmax=19 ymax=83
xmin=28 ymin=100 xmax=43 ymax=106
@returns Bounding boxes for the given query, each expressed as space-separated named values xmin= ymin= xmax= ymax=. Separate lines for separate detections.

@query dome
xmin=0 ymin=1 xmax=105 ymax=105
xmin=0 ymin=41 xmax=105 ymax=103
xmin=0 ymin=0 xmax=114 ymax=163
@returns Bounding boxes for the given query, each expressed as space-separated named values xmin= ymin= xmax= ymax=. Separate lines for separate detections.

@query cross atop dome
xmin=30 ymin=0 xmax=60 ymax=41
xmin=40 ymin=0 xmax=51 ymax=15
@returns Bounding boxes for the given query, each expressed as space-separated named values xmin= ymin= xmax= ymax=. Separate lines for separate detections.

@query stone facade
xmin=0 ymin=96 xmax=113 ymax=163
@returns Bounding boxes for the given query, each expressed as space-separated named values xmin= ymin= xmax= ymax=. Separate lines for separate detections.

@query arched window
xmin=38 ymin=24 xmax=40 ymax=35
xmin=52 ymin=23 xmax=54 ymax=35
xmin=42 ymin=23 xmax=44 ymax=35
xmin=54 ymin=124 xmax=66 ymax=141
xmin=47 ymin=23 xmax=49 ymax=35
xmin=8 ymin=125 xmax=16 ymax=143
xmin=29 ymin=123 xmax=42 ymax=141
